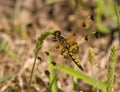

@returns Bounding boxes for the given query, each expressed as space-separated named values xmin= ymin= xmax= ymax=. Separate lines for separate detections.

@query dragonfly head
xmin=52 ymin=31 xmax=61 ymax=41
xmin=53 ymin=31 xmax=61 ymax=37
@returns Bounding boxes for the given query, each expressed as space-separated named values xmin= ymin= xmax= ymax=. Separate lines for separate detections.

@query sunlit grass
xmin=0 ymin=75 xmax=11 ymax=83
xmin=0 ymin=40 xmax=19 ymax=61
xmin=46 ymin=52 xmax=58 ymax=92
xmin=114 ymin=3 xmax=120 ymax=45
xmin=95 ymin=0 xmax=118 ymax=34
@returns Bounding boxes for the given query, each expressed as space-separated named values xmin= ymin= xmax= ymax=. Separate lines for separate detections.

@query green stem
xmin=114 ymin=3 xmax=120 ymax=45
xmin=27 ymin=29 xmax=54 ymax=92
xmin=47 ymin=53 xmax=58 ymax=92
xmin=27 ymin=51 xmax=38 ymax=92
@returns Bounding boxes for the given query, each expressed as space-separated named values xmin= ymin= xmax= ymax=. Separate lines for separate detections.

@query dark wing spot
xmin=90 ymin=14 xmax=95 ymax=21
xmin=82 ymin=21 xmax=86 ymax=27
xmin=51 ymin=61 xmax=56 ymax=66
xmin=44 ymin=70 xmax=50 ymax=76
xmin=37 ymin=56 xmax=42 ymax=61
xmin=95 ymin=32 xmax=100 ymax=38
xmin=85 ymin=35 xmax=89 ymax=41
xmin=45 ymin=51 xmax=49 ymax=55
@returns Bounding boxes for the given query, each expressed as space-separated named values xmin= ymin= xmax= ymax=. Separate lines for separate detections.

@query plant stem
xmin=27 ymin=29 xmax=54 ymax=92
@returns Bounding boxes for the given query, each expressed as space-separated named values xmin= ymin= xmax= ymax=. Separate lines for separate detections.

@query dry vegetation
xmin=0 ymin=0 xmax=120 ymax=92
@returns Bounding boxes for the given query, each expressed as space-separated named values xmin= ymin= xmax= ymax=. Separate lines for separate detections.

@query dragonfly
xmin=51 ymin=14 xmax=100 ymax=71
xmin=53 ymin=31 xmax=84 ymax=71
